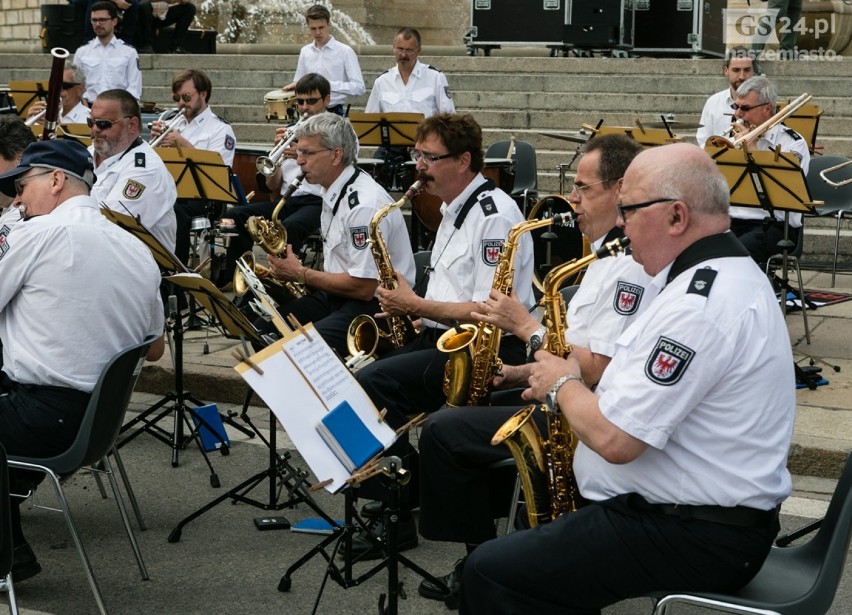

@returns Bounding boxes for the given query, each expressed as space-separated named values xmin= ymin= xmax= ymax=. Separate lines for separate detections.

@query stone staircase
xmin=2 ymin=47 xmax=851 ymax=264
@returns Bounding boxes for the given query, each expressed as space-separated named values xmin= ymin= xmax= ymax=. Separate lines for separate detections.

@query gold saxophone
xmin=244 ymin=173 xmax=307 ymax=300
xmin=346 ymin=181 xmax=422 ymax=362
xmin=492 ymin=236 xmax=630 ymax=527
xmin=437 ymin=212 xmax=575 ymax=407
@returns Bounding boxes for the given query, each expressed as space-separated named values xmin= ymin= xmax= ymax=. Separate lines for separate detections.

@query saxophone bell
xmin=436 ymin=323 xmax=478 ymax=407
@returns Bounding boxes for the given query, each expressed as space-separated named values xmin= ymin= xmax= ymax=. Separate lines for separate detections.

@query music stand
xmin=58 ymin=123 xmax=93 ymax=147
xmin=581 ymin=119 xmax=684 ymax=148
xmin=7 ymin=80 xmax=48 ymax=119
xmin=778 ymin=101 xmax=823 ymax=156
xmin=349 ymin=112 xmax=424 ymax=191
xmin=157 ymin=147 xmax=239 ymax=327
xmin=707 ymin=146 xmax=818 ymax=323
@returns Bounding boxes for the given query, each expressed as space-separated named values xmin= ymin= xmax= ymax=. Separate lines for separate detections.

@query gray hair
xmin=736 ymin=75 xmax=777 ymax=108
xmin=295 ymin=112 xmax=357 ymax=166
xmin=652 ymin=152 xmax=730 ymax=218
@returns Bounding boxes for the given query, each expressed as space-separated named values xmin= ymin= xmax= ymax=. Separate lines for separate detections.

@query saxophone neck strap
xmin=453 ymin=178 xmax=496 ymax=230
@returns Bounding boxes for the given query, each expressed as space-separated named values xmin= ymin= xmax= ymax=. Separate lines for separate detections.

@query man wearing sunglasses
xmin=344 ymin=112 xmax=536 ymax=560
xmin=727 ymin=75 xmax=810 ymax=266
xmin=461 ymin=143 xmax=794 ymax=615
xmin=73 ymin=1 xmax=142 ymax=105
xmin=0 ymin=139 xmax=164 ymax=585
xmin=150 ymin=69 xmax=237 ymax=267
xmin=696 ymin=46 xmax=759 ymax=149
xmin=218 ymin=73 xmax=330 ymax=289
xmin=24 ymin=66 xmax=91 ymax=127
xmin=88 ymin=88 xmax=177 ymax=251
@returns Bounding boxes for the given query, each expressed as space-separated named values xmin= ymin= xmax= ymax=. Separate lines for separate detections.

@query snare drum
xmin=190 ymin=216 xmax=211 ymax=233
xmin=264 ymin=90 xmax=297 ymax=122
xmin=526 ymin=195 xmax=587 ymax=292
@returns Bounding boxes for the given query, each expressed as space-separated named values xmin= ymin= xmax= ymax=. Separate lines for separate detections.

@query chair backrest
xmin=14 ymin=338 xmax=153 ymax=475
xmin=485 ymin=140 xmax=538 ymax=196
xmin=799 ymin=452 xmax=852 ymax=607
xmin=0 ymin=443 xmax=12 ymax=579
xmin=806 ymin=156 xmax=852 ymax=214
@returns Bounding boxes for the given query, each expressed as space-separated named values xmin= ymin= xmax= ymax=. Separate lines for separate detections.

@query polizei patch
xmin=613 ymin=281 xmax=644 ymax=315
xmin=645 ymin=336 xmax=695 ymax=386
xmin=481 ymin=239 xmax=503 ymax=266
xmin=350 ymin=226 xmax=368 ymax=250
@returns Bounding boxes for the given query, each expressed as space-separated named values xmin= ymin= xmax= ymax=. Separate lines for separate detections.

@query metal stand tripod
xmin=278 ymin=457 xmax=445 ymax=615
xmin=168 ymin=389 xmax=316 ymax=542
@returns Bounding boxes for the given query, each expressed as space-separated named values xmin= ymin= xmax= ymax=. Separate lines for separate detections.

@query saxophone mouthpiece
xmin=405 ymin=180 xmax=423 ymax=200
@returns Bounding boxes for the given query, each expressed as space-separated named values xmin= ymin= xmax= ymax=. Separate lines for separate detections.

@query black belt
xmin=650 ymin=502 xmax=780 ymax=529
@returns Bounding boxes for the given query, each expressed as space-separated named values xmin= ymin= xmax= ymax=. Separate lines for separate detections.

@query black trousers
xmin=730 ymin=218 xmax=800 ymax=268
xmin=460 ymin=493 xmax=779 ymax=615
xmin=222 ymin=194 xmax=321 ymax=280
xmin=418 ymin=405 xmax=541 ymax=544
xmin=0 ymin=373 xmax=90 ymax=544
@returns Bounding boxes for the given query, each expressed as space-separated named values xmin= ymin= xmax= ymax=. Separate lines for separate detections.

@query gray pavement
xmin=5 ymin=266 xmax=852 ymax=614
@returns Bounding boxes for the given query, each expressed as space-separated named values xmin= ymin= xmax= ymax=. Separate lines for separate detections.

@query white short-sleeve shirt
xmin=365 ymin=60 xmax=455 ymax=117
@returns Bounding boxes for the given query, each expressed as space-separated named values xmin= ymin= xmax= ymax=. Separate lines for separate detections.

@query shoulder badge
xmin=645 ymin=336 xmax=695 ymax=386
xmin=478 ymin=195 xmax=497 ymax=216
xmin=686 ymin=268 xmax=717 ymax=298
xmin=224 ymin=135 xmax=235 ymax=150
xmin=350 ymin=226 xmax=368 ymax=250
xmin=135 ymin=152 xmax=146 ymax=168
xmin=0 ymin=224 xmax=11 ymax=260
xmin=347 ymin=191 xmax=360 ymax=208
xmin=783 ymin=127 xmax=802 ymax=141
xmin=481 ymin=239 xmax=504 ymax=266
xmin=444 ymin=86 xmax=453 ymax=99
xmin=123 ymin=179 xmax=146 ymax=200
xmin=613 ymin=281 xmax=644 ymax=315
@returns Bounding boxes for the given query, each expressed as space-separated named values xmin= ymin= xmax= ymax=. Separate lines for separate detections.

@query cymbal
xmin=537 ymin=131 xmax=590 ymax=144
xmin=642 ymin=120 xmax=703 ymax=130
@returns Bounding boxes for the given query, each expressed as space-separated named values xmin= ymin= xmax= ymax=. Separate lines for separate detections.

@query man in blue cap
xmin=0 ymin=139 xmax=165 ymax=583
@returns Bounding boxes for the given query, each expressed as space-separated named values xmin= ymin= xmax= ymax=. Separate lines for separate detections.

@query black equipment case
xmin=153 ymin=27 xmax=218 ymax=54
xmin=633 ymin=0 xmax=725 ymax=57
xmin=39 ymin=4 xmax=87 ymax=53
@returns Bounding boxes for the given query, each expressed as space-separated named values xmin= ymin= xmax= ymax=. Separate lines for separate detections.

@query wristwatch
xmin=546 ymin=374 xmax=585 ymax=411
xmin=527 ymin=326 xmax=547 ymax=352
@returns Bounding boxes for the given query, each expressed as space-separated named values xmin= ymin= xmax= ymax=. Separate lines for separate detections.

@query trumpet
xmin=25 ymin=108 xmax=46 ymax=127
xmin=149 ymin=108 xmax=187 ymax=147
xmin=819 ymin=160 xmax=852 ymax=188
xmin=255 ymin=112 xmax=310 ymax=177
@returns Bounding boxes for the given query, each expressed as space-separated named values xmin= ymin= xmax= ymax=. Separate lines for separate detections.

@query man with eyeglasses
xmin=73 ymin=1 xmax=143 ymax=104
xmin=461 ymin=142 xmax=794 ymax=615
xmin=344 ymin=112 xmax=535 ymax=560
xmin=410 ymin=134 xmax=655 ymax=605
xmin=696 ymin=47 xmax=759 ymax=149
xmin=88 ymin=88 xmax=177 ymax=251
xmin=282 ymin=4 xmax=365 ymax=117
xmin=218 ymin=73 xmax=330 ymax=289
xmin=150 ymin=69 xmax=237 ymax=267
xmin=0 ymin=139 xmax=164 ymax=585
xmin=727 ymin=75 xmax=810 ymax=266
xmin=261 ymin=112 xmax=414 ymax=357
xmin=365 ymin=26 xmax=455 ymax=189
xmin=24 ymin=66 xmax=91 ymax=126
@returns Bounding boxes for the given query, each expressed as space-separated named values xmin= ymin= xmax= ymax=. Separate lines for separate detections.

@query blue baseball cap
xmin=0 ymin=139 xmax=96 ymax=197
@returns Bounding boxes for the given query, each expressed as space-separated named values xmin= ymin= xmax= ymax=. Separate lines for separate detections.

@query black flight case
xmin=632 ymin=0 xmax=725 ymax=57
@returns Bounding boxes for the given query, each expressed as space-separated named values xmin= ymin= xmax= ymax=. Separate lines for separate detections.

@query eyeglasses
xmin=61 ymin=82 xmax=80 ymax=90
xmin=295 ymin=97 xmax=321 ymax=106
xmin=90 ymin=17 xmax=113 ymax=23
xmin=617 ymin=197 xmax=678 ymax=221
xmin=172 ymin=93 xmax=194 ymax=103
xmin=86 ymin=116 xmax=132 ymax=130
xmin=13 ymin=169 xmax=54 ymax=196
xmin=730 ymin=102 xmax=770 ymax=112
xmin=570 ymin=178 xmax=614 ymax=196
xmin=393 ymin=47 xmax=419 ymax=55
xmin=410 ymin=150 xmax=455 ymax=165
xmin=295 ymin=147 xmax=332 ymax=157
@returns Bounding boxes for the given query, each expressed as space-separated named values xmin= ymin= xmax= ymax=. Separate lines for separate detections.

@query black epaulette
xmin=783 ymin=127 xmax=802 ymax=141
xmin=347 ymin=190 xmax=361 ymax=208
xmin=426 ymin=64 xmax=439 ymax=71
xmin=686 ymin=267 xmax=717 ymax=298
xmin=213 ymin=114 xmax=231 ymax=125
xmin=478 ymin=194 xmax=497 ymax=216
xmin=134 ymin=152 xmax=146 ymax=168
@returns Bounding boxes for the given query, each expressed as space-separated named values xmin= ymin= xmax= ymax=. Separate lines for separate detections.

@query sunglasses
xmin=295 ymin=97 xmax=321 ymax=106
xmin=172 ymin=93 xmax=194 ymax=103
xmin=730 ymin=102 xmax=770 ymax=112
xmin=13 ymin=169 xmax=54 ymax=196
xmin=87 ymin=116 xmax=132 ymax=130
xmin=61 ymin=81 xmax=80 ymax=90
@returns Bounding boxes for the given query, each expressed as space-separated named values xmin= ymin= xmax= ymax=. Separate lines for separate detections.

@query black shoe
xmin=418 ymin=556 xmax=466 ymax=606
xmin=169 ymin=46 xmax=188 ymax=54
xmin=12 ymin=543 xmax=42 ymax=583
xmin=343 ymin=516 xmax=418 ymax=561
xmin=360 ymin=499 xmax=384 ymax=519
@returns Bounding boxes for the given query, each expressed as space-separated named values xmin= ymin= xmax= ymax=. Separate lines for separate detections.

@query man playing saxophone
xmin=262 ymin=112 xmax=414 ymax=357
xmin=347 ymin=112 xmax=535 ymax=560
xmin=414 ymin=134 xmax=653 ymax=606
xmin=461 ymin=143 xmax=795 ymax=615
